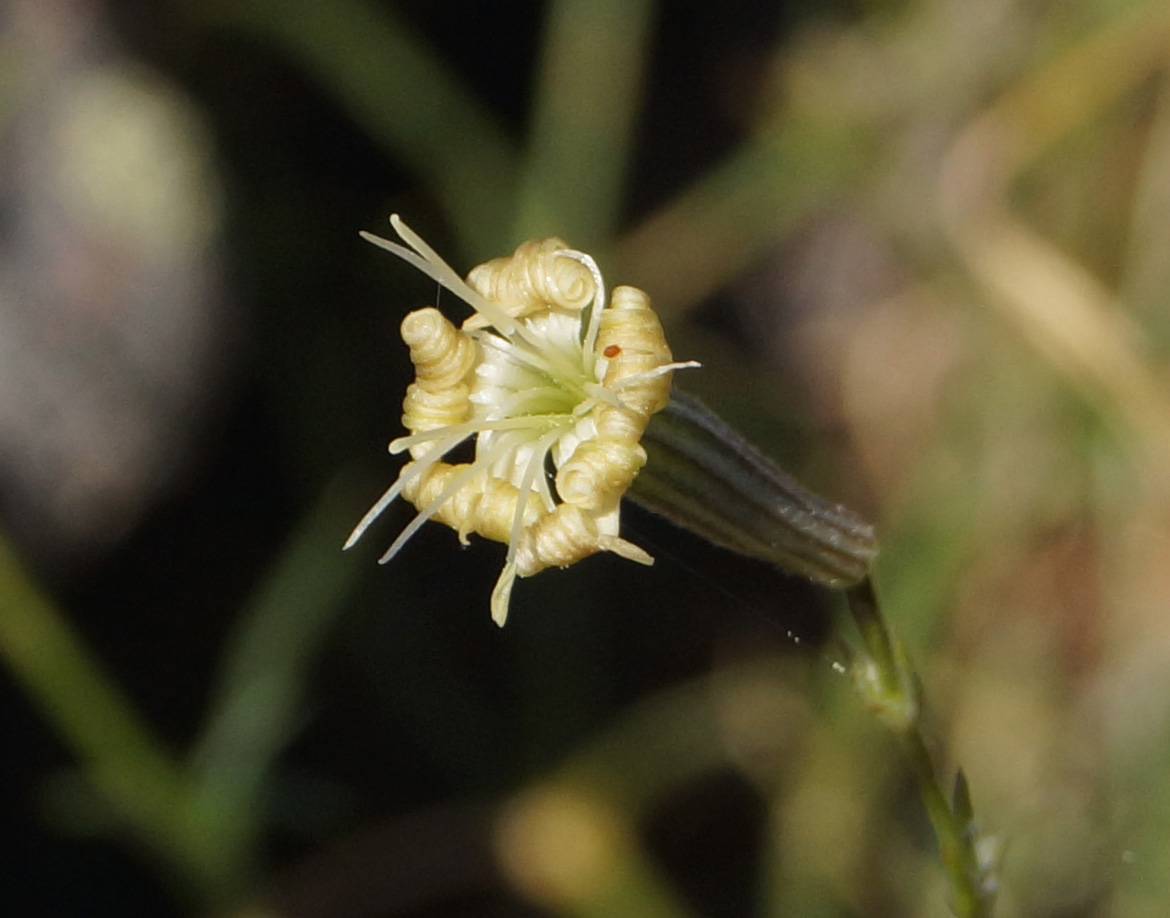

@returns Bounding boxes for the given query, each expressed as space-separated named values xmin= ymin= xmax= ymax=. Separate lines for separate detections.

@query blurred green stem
xmin=846 ymin=579 xmax=994 ymax=918
xmin=187 ymin=481 xmax=365 ymax=880
xmin=186 ymin=0 xmax=868 ymax=310
xmin=0 ymin=483 xmax=367 ymax=907
xmin=514 ymin=0 xmax=655 ymax=248
xmin=0 ymin=533 xmax=222 ymax=894
xmin=189 ymin=0 xmax=518 ymax=258
xmin=615 ymin=118 xmax=869 ymax=318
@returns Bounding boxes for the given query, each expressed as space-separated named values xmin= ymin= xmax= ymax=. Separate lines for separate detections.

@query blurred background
xmin=3 ymin=0 xmax=1170 ymax=915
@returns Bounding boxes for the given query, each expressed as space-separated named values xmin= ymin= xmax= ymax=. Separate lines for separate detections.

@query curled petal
xmin=556 ymin=438 xmax=647 ymax=510
xmin=597 ymin=286 xmax=674 ymax=419
xmin=467 ymin=237 xmax=596 ymax=323
xmin=401 ymin=384 xmax=472 ymax=448
xmin=401 ymin=308 xmax=477 ymax=392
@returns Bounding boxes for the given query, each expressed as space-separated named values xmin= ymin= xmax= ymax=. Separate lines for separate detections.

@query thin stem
xmin=515 ymin=0 xmax=656 ymax=248
xmin=900 ymin=731 xmax=987 ymax=918
xmin=188 ymin=0 xmax=517 ymax=258
xmin=845 ymin=578 xmax=994 ymax=918
xmin=0 ymin=533 xmax=229 ymax=899
xmin=613 ymin=118 xmax=870 ymax=318
xmin=188 ymin=481 xmax=366 ymax=884
xmin=845 ymin=578 xmax=900 ymax=697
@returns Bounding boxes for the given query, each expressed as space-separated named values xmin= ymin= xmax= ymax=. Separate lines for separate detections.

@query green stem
xmin=900 ymin=731 xmax=987 ymax=918
xmin=187 ymin=0 xmax=518 ymax=259
xmin=846 ymin=579 xmax=994 ymax=917
xmin=187 ymin=481 xmax=365 ymax=878
xmin=845 ymin=579 xmax=901 ymax=698
xmin=0 ymin=534 xmax=222 ymax=896
xmin=514 ymin=0 xmax=656 ymax=248
xmin=613 ymin=117 xmax=870 ymax=317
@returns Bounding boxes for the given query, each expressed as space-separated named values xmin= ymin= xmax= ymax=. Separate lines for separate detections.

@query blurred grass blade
xmin=515 ymin=0 xmax=656 ymax=248
xmin=190 ymin=0 xmax=518 ymax=257
xmin=629 ymin=389 xmax=877 ymax=587
xmin=0 ymin=533 xmax=195 ymax=878
xmin=614 ymin=119 xmax=869 ymax=318
xmin=187 ymin=481 xmax=365 ymax=870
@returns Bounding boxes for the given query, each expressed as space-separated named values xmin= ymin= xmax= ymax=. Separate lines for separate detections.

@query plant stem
xmin=514 ymin=0 xmax=656 ymax=249
xmin=846 ymin=578 xmax=994 ymax=918
xmin=188 ymin=0 xmax=518 ymax=259
xmin=187 ymin=481 xmax=365 ymax=878
xmin=0 ymin=533 xmax=228 ymax=898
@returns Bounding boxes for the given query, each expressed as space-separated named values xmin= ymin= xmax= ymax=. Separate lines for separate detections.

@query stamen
xmin=361 ymin=231 xmax=515 ymax=334
xmin=533 ymin=460 xmax=557 ymax=512
xmin=507 ymin=426 xmax=568 ymax=563
xmin=389 ymin=430 xmax=472 ymax=458
xmin=491 ymin=562 xmax=519 ymax=626
xmin=582 ymin=382 xmax=626 ymax=408
xmin=389 ymin=416 xmax=554 ymax=454
xmin=378 ymin=435 xmax=518 ymax=564
xmin=601 ymin=536 xmax=654 ymax=566
xmin=558 ymin=249 xmax=606 ymax=374
xmin=344 ymin=432 xmax=466 ymax=548
xmin=386 ymin=217 xmax=518 ymax=335
xmin=478 ymin=426 xmax=532 ymax=475
xmin=495 ymin=388 xmax=579 ymax=416
xmin=368 ymin=219 xmax=568 ymax=359
xmin=610 ymin=360 xmax=702 ymax=390
xmin=344 ymin=482 xmax=401 ymax=551
xmin=475 ymin=324 xmax=587 ymax=389
xmin=572 ymin=396 xmax=600 ymax=418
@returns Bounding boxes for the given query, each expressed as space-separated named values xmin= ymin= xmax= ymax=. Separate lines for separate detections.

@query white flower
xmin=345 ymin=216 xmax=697 ymax=625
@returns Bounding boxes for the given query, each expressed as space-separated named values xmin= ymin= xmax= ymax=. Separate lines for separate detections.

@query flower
xmin=345 ymin=216 xmax=697 ymax=625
